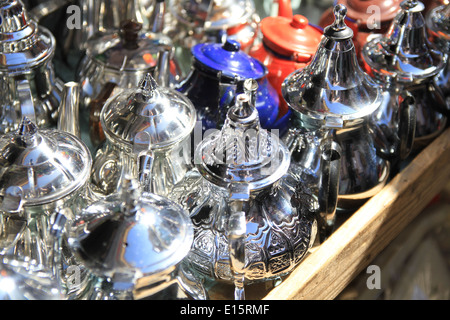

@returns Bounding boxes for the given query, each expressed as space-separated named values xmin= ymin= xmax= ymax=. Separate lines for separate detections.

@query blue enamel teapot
xmin=176 ymin=39 xmax=287 ymax=135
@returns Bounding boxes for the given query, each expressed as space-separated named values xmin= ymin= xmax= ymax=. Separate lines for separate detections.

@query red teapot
xmin=250 ymin=0 xmax=323 ymax=120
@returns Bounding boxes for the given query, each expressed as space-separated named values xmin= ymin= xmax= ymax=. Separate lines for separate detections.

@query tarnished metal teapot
xmin=0 ymin=0 xmax=63 ymax=134
xmin=361 ymin=0 xmax=447 ymax=151
xmin=169 ymin=89 xmax=340 ymax=299
xmin=283 ymin=5 xmax=417 ymax=211
xmin=65 ymin=177 xmax=207 ymax=300
xmin=89 ymin=73 xmax=196 ymax=199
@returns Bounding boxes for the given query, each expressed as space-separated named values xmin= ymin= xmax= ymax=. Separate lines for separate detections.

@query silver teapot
xmin=89 ymin=73 xmax=196 ymax=199
xmin=65 ymin=177 xmax=207 ymax=300
xmin=28 ymin=0 xmax=161 ymax=54
xmin=283 ymin=5 xmax=417 ymax=211
xmin=169 ymin=90 xmax=338 ymax=299
xmin=76 ymin=18 xmax=183 ymax=116
xmin=0 ymin=82 xmax=94 ymax=299
xmin=362 ymin=0 xmax=448 ymax=151
xmin=165 ymin=0 xmax=260 ymax=73
xmin=426 ymin=3 xmax=450 ymax=117
xmin=0 ymin=0 xmax=63 ymax=134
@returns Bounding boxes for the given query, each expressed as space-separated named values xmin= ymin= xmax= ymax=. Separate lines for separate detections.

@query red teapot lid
xmin=261 ymin=14 xmax=323 ymax=62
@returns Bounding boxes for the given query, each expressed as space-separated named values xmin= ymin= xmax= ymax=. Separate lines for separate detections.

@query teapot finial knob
xmin=400 ymin=0 xmax=424 ymax=11
xmin=332 ymin=4 xmax=348 ymax=31
xmin=139 ymin=73 xmax=158 ymax=93
xmin=324 ymin=4 xmax=353 ymax=39
xmin=17 ymin=117 xmax=38 ymax=146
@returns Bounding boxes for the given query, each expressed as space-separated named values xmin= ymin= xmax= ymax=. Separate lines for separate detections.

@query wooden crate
xmin=263 ymin=127 xmax=450 ymax=300
xmin=208 ymin=127 xmax=450 ymax=300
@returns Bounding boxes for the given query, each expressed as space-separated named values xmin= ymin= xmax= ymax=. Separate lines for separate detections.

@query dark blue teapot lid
xmin=191 ymin=39 xmax=267 ymax=80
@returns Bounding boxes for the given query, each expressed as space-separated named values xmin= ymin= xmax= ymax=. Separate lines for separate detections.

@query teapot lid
xmin=426 ymin=3 xmax=450 ymax=52
xmin=192 ymin=39 xmax=266 ymax=80
xmin=85 ymin=20 xmax=171 ymax=72
xmin=261 ymin=14 xmax=323 ymax=61
xmin=0 ymin=0 xmax=55 ymax=72
xmin=362 ymin=0 xmax=446 ymax=83
xmin=67 ymin=178 xmax=193 ymax=287
xmin=170 ymin=0 xmax=255 ymax=30
xmin=282 ymin=5 xmax=382 ymax=129
xmin=101 ymin=74 xmax=196 ymax=149
xmin=195 ymin=84 xmax=290 ymax=191
xmin=0 ymin=118 xmax=92 ymax=207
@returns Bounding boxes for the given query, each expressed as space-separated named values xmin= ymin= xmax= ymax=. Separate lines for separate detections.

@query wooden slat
xmin=264 ymin=127 xmax=450 ymax=300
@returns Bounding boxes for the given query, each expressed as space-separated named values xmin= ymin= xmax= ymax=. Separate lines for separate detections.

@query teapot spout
xmin=318 ymin=140 xmax=341 ymax=242
xmin=57 ymin=82 xmax=81 ymax=138
xmin=149 ymin=0 xmax=166 ymax=34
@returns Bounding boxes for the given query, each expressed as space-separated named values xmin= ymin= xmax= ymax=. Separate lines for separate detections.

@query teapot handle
xmin=228 ymin=184 xmax=250 ymax=300
xmin=427 ymin=79 xmax=450 ymax=118
xmin=398 ymin=91 xmax=416 ymax=160
xmin=58 ymin=82 xmax=81 ymax=138
xmin=318 ymin=140 xmax=341 ymax=243
xmin=134 ymin=132 xmax=154 ymax=193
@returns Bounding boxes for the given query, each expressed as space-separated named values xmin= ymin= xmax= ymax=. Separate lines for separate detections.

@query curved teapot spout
xmin=228 ymin=184 xmax=250 ymax=301
xmin=134 ymin=131 xmax=155 ymax=193
xmin=317 ymin=140 xmax=341 ymax=243
xmin=149 ymin=0 xmax=166 ymax=34
xmin=277 ymin=0 xmax=293 ymax=18
xmin=398 ymin=91 xmax=417 ymax=160
xmin=58 ymin=82 xmax=81 ymax=138
xmin=154 ymin=46 xmax=172 ymax=87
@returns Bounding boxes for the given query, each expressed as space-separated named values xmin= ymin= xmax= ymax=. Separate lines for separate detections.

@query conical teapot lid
xmin=67 ymin=178 xmax=193 ymax=286
xmin=192 ymin=39 xmax=267 ymax=80
xmin=101 ymin=74 xmax=196 ymax=149
xmin=426 ymin=3 xmax=450 ymax=52
xmin=282 ymin=5 xmax=382 ymax=129
xmin=85 ymin=20 xmax=172 ymax=72
xmin=0 ymin=118 xmax=92 ymax=207
xmin=362 ymin=0 xmax=446 ymax=83
xmin=195 ymin=86 xmax=290 ymax=191
xmin=0 ymin=0 xmax=55 ymax=71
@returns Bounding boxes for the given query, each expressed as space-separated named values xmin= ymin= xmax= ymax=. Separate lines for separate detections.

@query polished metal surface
xmin=362 ymin=0 xmax=447 ymax=146
xmin=283 ymin=4 xmax=391 ymax=210
xmin=67 ymin=177 xmax=206 ymax=300
xmin=427 ymin=3 xmax=450 ymax=116
xmin=90 ymin=73 xmax=196 ymax=198
xmin=57 ymin=82 xmax=81 ymax=138
xmin=169 ymin=92 xmax=317 ymax=296
xmin=0 ymin=118 xmax=92 ymax=207
xmin=76 ymin=19 xmax=180 ymax=113
xmin=0 ymin=0 xmax=63 ymax=134
xmin=166 ymin=0 xmax=260 ymax=73
xmin=362 ymin=0 xmax=446 ymax=83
